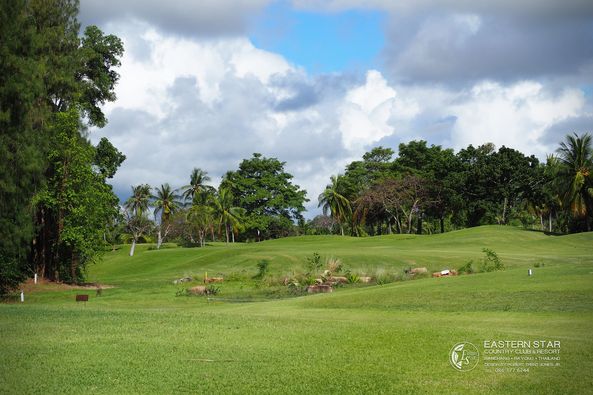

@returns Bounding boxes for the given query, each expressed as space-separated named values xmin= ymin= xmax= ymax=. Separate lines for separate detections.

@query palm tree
xmin=124 ymin=184 xmax=151 ymax=217
xmin=318 ymin=175 xmax=352 ymax=236
xmin=556 ymin=133 xmax=593 ymax=230
xmin=209 ymin=188 xmax=245 ymax=243
xmin=152 ymin=183 xmax=181 ymax=249
xmin=181 ymin=168 xmax=212 ymax=205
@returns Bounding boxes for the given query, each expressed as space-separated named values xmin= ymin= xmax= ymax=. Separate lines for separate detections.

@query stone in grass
xmin=307 ymin=284 xmax=333 ymax=294
xmin=359 ymin=276 xmax=372 ymax=283
xmin=189 ymin=286 xmax=207 ymax=295
xmin=173 ymin=277 xmax=193 ymax=284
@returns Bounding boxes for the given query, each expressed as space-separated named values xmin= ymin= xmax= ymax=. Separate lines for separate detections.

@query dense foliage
xmin=318 ymin=137 xmax=592 ymax=236
xmin=0 ymin=0 xmax=124 ymax=292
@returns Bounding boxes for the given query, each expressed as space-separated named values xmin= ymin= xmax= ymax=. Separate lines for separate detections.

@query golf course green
xmin=1 ymin=226 xmax=592 ymax=394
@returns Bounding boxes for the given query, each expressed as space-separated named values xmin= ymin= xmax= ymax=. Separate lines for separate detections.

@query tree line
xmin=314 ymin=136 xmax=593 ymax=236
xmin=0 ymin=0 xmax=125 ymax=293
xmin=115 ymin=154 xmax=308 ymax=254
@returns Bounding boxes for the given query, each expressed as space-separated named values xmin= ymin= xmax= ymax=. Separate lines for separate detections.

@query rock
xmin=189 ymin=286 xmax=207 ymax=295
xmin=330 ymin=276 xmax=348 ymax=284
xmin=410 ymin=267 xmax=428 ymax=275
xmin=359 ymin=276 xmax=372 ymax=283
xmin=173 ymin=276 xmax=193 ymax=284
xmin=432 ymin=272 xmax=442 ymax=278
xmin=307 ymin=284 xmax=333 ymax=294
xmin=204 ymin=277 xmax=224 ymax=283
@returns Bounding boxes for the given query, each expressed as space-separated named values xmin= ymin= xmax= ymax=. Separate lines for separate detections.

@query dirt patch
xmin=20 ymin=278 xmax=115 ymax=293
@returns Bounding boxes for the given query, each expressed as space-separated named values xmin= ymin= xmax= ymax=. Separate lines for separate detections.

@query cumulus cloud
xmin=89 ymin=12 xmax=593 ymax=217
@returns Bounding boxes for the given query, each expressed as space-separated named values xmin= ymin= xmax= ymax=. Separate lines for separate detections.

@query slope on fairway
xmin=90 ymin=225 xmax=593 ymax=288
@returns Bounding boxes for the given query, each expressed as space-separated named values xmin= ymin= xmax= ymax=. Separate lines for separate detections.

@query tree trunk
xmin=501 ymin=196 xmax=508 ymax=224
xmin=549 ymin=211 xmax=552 ymax=233
xmin=70 ymin=250 xmax=78 ymax=283
xmin=231 ymin=229 xmax=235 ymax=243
xmin=417 ymin=212 xmax=423 ymax=235
xmin=340 ymin=224 xmax=344 ymax=236
xmin=156 ymin=229 xmax=162 ymax=249
xmin=130 ymin=239 xmax=136 ymax=256
xmin=225 ymin=223 xmax=229 ymax=243
xmin=540 ymin=214 xmax=544 ymax=231
xmin=440 ymin=217 xmax=445 ymax=234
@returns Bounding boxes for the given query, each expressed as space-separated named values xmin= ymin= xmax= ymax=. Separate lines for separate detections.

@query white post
xmin=20 ymin=291 xmax=24 ymax=302
xmin=528 ymin=269 xmax=533 ymax=276
xmin=34 ymin=273 xmax=38 ymax=284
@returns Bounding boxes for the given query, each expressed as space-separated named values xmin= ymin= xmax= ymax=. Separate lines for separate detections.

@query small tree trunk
xmin=225 ymin=223 xmax=229 ymax=243
xmin=501 ymin=196 xmax=508 ymax=224
xmin=340 ymin=224 xmax=344 ymax=236
xmin=231 ymin=229 xmax=235 ymax=243
xmin=549 ymin=211 xmax=552 ymax=233
xmin=130 ymin=239 xmax=136 ymax=257
xmin=156 ymin=229 xmax=162 ymax=249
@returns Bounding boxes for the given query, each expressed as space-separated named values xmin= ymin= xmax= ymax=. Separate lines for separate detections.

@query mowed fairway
xmin=1 ymin=226 xmax=592 ymax=394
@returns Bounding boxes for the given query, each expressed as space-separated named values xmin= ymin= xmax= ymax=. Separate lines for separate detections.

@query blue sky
xmin=250 ymin=2 xmax=386 ymax=74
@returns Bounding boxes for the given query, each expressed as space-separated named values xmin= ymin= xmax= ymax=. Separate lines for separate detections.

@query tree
xmin=318 ymin=175 xmax=352 ymax=236
xmin=33 ymin=108 xmax=121 ymax=281
xmin=187 ymin=205 xmax=214 ymax=247
xmin=223 ymin=153 xmax=307 ymax=240
xmin=181 ymin=168 xmax=213 ymax=205
xmin=124 ymin=210 xmax=153 ymax=257
xmin=124 ymin=184 xmax=151 ymax=217
xmin=209 ymin=188 xmax=245 ymax=243
xmin=151 ymin=183 xmax=181 ymax=249
xmin=556 ymin=133 xmax=593 ymax=231
xmin=94 ymin=137 xmax=126 ymax=179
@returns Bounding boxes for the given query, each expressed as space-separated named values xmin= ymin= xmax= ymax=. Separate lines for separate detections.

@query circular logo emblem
xmin=450 ymin=342 xmax=479 ymax=371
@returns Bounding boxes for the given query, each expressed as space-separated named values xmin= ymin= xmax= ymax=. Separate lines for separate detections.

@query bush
xmin=305 ymin=252 xmax=322 ymax=275
xmin=345 ymin=272 xmax=360 ymax=284
xmin=254 ymin=259 xmax=269 ymax=279
xmin=458 ymin=260 xmax=475 ymax=274
xmin=481 ymin=248 xmax=504 ymax=272
xmin=0 ymin=255 xmax=25 ymax=296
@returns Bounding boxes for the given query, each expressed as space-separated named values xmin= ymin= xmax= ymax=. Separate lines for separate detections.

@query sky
xmin=79 ymin=0 xmax=593 ymax=217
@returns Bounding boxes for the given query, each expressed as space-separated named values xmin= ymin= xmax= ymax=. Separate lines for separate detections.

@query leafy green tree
xmin=94 ymin=137 xmax=126 ymax=179
xmin=318 ymin=175 xmax=352 ymax=236
xmin=223 ymin=153 xmax=307 ymax=240
xmin=151 ymin=183 xmax=181 ymax=249
xmin=556 ymin=133 xmax=593 ymax=231
xmin=34 ymin=108 xmax=121 ymax=281
xmin=187 ymin=205 xmax=215 ymax=247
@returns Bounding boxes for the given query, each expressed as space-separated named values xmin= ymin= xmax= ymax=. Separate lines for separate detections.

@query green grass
xmin=1 ymin=226 xmax=593 ymax=394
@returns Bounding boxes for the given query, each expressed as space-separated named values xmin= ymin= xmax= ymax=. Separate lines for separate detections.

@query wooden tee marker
xmin=76 ymin=294 xmax=89 ymax=304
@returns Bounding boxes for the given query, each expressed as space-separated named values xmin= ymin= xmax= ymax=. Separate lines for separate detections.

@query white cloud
xmin=449 ymin=81 xmax=586 ymax=154
xmin=93 ymin=21 xmax=592 ymax=218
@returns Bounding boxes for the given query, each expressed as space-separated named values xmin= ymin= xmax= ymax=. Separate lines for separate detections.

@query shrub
xmin=458 ymin=260 xmax=475 ymax=274
xmin=305 ymin=252 xmax=322 ymax=274
xmin=481 ymin=248 xmax=504 ymax=272
xmin=254 ymin=259 xmax=269 ymax=279
xmin=345 ymin=272 xmax=360 ymax=284
xmin=0 ymin=255 xmax=25 ymax=296
xmin=325 ymin=257 xmax=342 ymax=273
